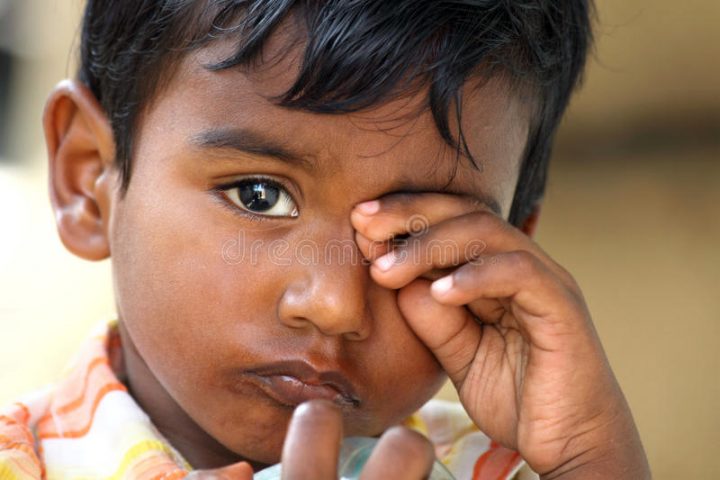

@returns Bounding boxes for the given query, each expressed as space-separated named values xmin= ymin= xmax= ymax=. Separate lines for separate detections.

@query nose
xmin=278 ymin=237 xmax=372 ymax=341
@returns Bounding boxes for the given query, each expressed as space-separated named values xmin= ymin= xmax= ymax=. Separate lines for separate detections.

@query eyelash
xmin=212 ymin=175 xmax=299 ymax=222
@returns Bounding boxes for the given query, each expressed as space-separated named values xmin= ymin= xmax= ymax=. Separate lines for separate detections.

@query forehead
xmin=138 ymin=34 xmax=530 ymax=217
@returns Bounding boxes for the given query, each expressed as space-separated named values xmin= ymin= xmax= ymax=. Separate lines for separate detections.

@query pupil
xmin=239 ymin=181 xmax=280 ymax=212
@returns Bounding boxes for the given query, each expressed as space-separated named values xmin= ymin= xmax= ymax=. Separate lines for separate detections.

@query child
xmin=0 ymin=0 xmax=651 ymax=478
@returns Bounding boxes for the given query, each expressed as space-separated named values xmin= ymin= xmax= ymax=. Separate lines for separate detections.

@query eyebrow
xmin=191 ymin=127 xmax=315 ymax=171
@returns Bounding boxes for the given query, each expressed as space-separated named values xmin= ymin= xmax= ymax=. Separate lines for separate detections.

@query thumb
xmin=185 ymin=461 xmax=254 ymax=480
xmin=397 ymin=279 xmax=482 ymax=387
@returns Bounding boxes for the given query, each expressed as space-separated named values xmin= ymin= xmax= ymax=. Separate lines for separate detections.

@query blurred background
xmin=0 ymin=1 xmax=718 ymax=478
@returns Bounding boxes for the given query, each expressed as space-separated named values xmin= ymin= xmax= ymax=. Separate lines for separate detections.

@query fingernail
xmin=355 ymin=200 xmax=380 ymax=216
xmin=431 ymin=275 xmax=454 ymax=296
xmin=375 ymin=251 xmax=396 ymax=272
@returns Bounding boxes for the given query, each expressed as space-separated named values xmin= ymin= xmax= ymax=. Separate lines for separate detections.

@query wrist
xmin=539 ymin=405 xmax=651 ymax=480
xmin=540 ymin=449 xmax=651 ymax=480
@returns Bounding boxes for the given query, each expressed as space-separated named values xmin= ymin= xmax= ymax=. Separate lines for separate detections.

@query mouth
xmin=237 ymin=360 xmax=362 ymax=409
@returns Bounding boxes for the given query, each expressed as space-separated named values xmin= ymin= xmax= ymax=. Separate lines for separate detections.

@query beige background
xmin=1 ymin=1 xmax=718 ymax=478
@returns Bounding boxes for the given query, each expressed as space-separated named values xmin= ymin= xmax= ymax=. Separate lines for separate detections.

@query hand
xmin=281 ymin=400 xmax=436 ymax=479
xmin=351 ymin=193 xmax=651 ymax=479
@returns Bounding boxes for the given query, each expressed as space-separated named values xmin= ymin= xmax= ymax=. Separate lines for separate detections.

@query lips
xmin=238 ymin=361 xmax=361 ymax=409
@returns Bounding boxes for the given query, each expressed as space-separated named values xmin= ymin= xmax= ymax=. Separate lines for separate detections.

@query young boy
xmin=0 ymin=0 xmax=651 ymax=478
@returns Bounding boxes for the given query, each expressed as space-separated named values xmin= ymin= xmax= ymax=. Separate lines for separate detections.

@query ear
xmin=519 ymin=202 xmax=542 ymax=238
xmin=44 ymin=79 xmax=118 ymax=261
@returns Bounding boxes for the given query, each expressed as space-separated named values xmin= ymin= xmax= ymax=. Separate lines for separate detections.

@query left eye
xmin=221 ymin=177 xmax=299 ymax=218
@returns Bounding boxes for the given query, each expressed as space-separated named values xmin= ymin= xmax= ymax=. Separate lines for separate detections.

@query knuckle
xmin=457 ymin=211 xmax=504 ymax=240
xmin=404 ymin=213 xmax=431 ymax=237
xmin=504 ymin=250 xmax=539 ymax=275
xmin=556 ymin=263 xmax=582 ymax=293
xmin=453 ymin=260 xmax=481 ymax=286
xmin=397 ymin=278 xmax=431 ymax=302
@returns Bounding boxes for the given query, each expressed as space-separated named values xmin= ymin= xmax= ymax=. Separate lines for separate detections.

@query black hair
xmin=79 ymin=0 xmax=594 ymax=227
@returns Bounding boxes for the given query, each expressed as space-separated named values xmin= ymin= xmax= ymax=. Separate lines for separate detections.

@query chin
xmin=208 ymin=403 xmax=291 ymax=466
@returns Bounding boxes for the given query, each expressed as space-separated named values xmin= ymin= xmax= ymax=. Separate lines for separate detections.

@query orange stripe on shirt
xmin=49 ymin=357 xmax=110 ymax=416
xmin=126 ymin=448 xmax=188 ymax=480
xmin=0 ymin=416 xmax=19 ymax=427
xmin=472 ymin=442 xmax=522 ymax=480
xmin=37 ymin=350 xmax=127 ymax=439
xmin=38 ymin=382 xmax=127 ymax=439
xmin=155 ymin=470 xmax=189 ymax=480
xmin=43 ymin=336 xmax=110 ymax=414
xmin=0 ymin=438 xmax=35 ymax=457
xmin=13 ymin=403 xmax=31 ymax=424
xmin=1 ymin=402 xmax=32 ymax=426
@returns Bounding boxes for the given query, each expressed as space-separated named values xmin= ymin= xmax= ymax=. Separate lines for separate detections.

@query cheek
xmin=355 ymin=290 xmax=447 ymax=432
xmin=378 ymin=338 xmax=445 ymax=410
xmin=109 ymin=183 xmax=277 ymax=384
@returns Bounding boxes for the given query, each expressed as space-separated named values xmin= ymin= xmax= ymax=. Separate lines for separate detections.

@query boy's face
xmin=101 ymin=38 xmax=530 ymax=467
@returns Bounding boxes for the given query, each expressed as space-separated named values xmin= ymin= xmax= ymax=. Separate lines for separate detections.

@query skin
xmin=43 ymin=29 xmax=650 ymax=480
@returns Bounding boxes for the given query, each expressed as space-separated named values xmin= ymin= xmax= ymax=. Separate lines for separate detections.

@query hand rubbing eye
xmin=223 ymin=178 xmax=299 ymax=218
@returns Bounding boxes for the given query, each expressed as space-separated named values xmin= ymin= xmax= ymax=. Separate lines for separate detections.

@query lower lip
xmin=244 ymin=374 xmax=355 ymax=408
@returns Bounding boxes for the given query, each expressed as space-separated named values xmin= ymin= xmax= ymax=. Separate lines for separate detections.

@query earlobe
xmin=519 ymin=203 xmax=542 ymax=238
xmin=44 ymin=79 xmax=117 ymax=261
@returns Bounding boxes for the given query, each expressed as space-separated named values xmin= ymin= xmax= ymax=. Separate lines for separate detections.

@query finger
xmin=358 ymin=427 xmax=435 ymax=480
xmin=355 ymin=230 xmax=458 ymax=282
xmin=351 ymin=192 xmax=491 ymax=242
xmin=354 ymin=231 xmax=393 ymax=263
xmin=369 ymin=210 xmax=577 ymax=292
xmin=397 ymin=279 xmax=482 ymax=385
xmin=368 ymin=210 xmax=496 ymax=290
xmin=466 ymin=296 xmax=507 ymax=325
xmin=430 ymin=251 xmax=589 ymax=346
xmin=185 ymin=462 xmax=254 ymax=480
xmin=281 ymin=400 xmax=343 ymax=480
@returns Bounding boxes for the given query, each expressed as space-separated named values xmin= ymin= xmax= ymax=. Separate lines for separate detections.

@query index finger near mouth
xmin=351 ymin=192 xmax=496 ymax=242
xmin=281 ymin=401 xmax=343 ymax=480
